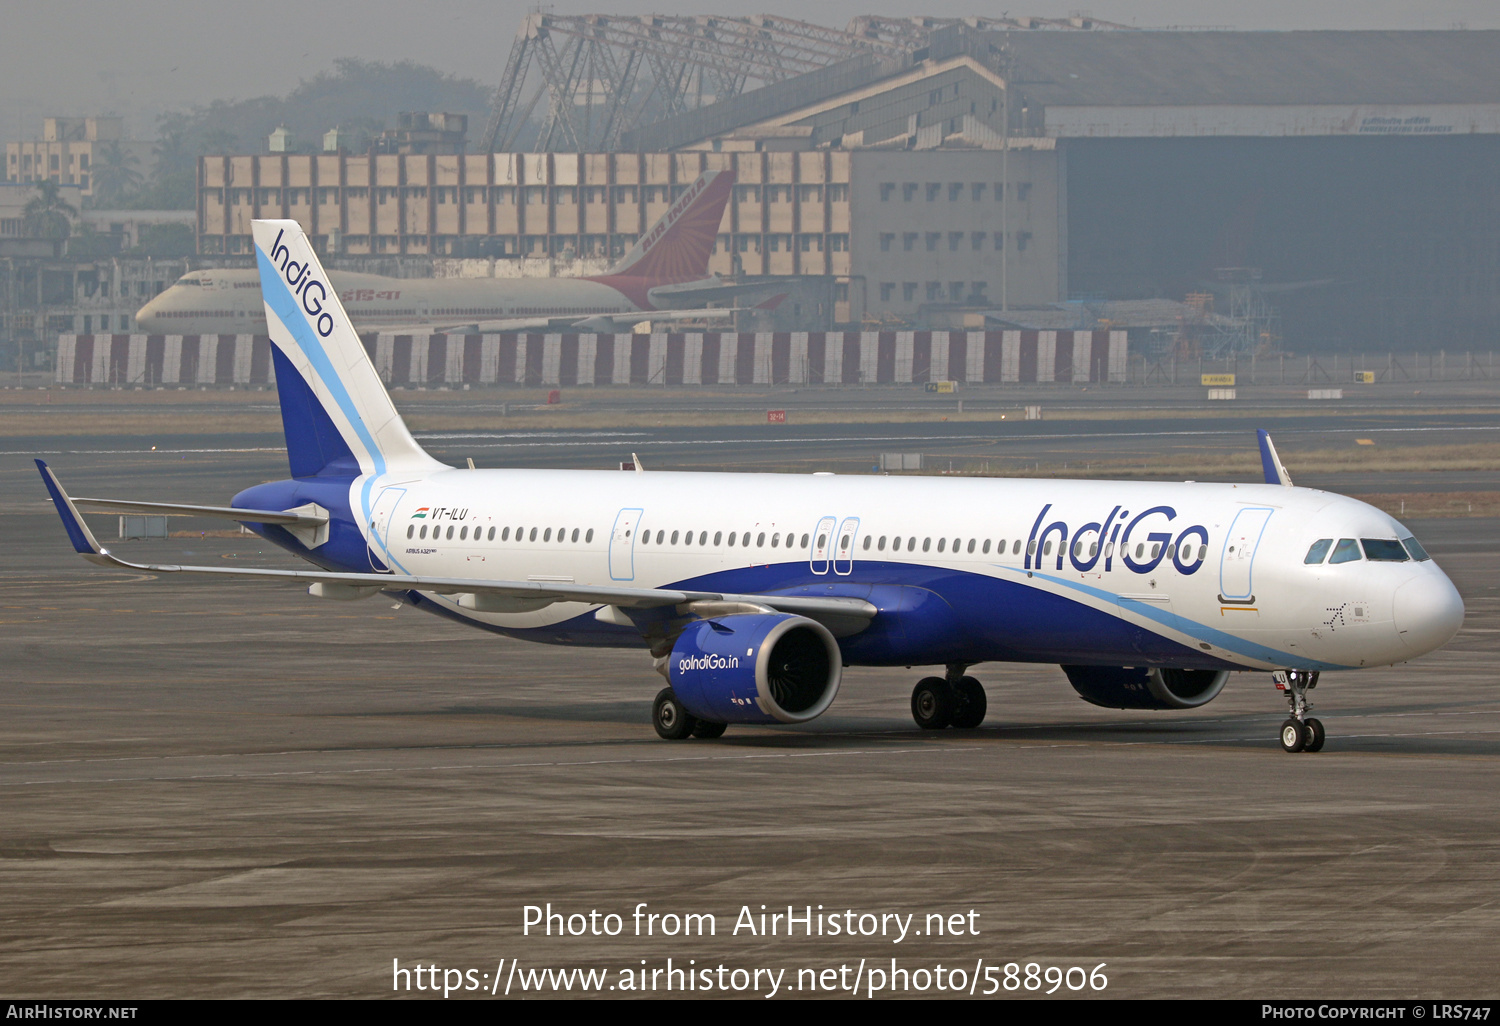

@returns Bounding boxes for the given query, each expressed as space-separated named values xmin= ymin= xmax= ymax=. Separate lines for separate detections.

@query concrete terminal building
xmin=197 ymin=23 xmax=1500 ymax=348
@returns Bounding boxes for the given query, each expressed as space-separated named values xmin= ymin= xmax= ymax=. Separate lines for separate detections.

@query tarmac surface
xmin=3 ymin=412 xmax=1500 ymax=999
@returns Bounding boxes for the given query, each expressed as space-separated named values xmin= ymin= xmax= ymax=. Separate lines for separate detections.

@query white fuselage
xmin=344 ymin=469 xmax=1463 ymax=672
xmin=136 ymin=269 xmax=647 ymax=335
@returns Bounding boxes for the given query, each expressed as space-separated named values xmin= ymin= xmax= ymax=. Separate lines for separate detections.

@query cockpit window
xmin=1304 ymin=539 xmax=1333 ymax=564
xmin=1362 ymin=539 xmax=1409 ymax=562
xmin=1401 ymin=536 xmax=1431 ymax=561
xmin=1329 ymin=538 xmax=1362 ymax=564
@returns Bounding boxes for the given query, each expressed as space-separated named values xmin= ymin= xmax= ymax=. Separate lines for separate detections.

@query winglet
xmin=35 ymin=459 xmax=109 ymax=559
xmin=1257 ymin=430 xmax=1293 ymax=487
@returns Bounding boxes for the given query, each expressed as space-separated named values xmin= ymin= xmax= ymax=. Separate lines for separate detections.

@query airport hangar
xmin=195 ymin=23 xmax=1500 ymax=348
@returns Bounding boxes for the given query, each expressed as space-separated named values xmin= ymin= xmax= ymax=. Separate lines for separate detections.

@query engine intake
xmin=1062 ymin=665 xmax=1229 ymax=711
xmin=669 ymin=613 xmax=842 ymax=724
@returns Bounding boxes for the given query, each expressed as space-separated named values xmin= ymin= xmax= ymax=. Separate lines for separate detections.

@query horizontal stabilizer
xmin=71 ymin=497 xmax=327 ymax=526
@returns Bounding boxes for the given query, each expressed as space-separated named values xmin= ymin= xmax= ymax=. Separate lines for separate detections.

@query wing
xmin=37 ymin=461 xmax=876 ymax=630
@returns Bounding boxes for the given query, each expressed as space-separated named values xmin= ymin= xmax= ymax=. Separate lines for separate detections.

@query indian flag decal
xmin=412 ymin=507 xmax=429 ymax=518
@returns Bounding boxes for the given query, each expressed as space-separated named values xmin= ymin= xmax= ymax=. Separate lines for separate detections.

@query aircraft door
xmin=367 ymin=486 xmax=407 ymax=572
xmin=810 ymin=516 xmax=837 ymax=575
xmin=834 ymin=517 xmax=861 ymax=575
xmin=1219 ymin=506 xmax=1274 ymax=602
xmin=609 ymin=508 xmax=643 ymax=581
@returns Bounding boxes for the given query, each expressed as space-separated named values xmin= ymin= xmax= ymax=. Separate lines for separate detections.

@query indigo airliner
xmin=38 ymin=219 xmax=1465 ymax=752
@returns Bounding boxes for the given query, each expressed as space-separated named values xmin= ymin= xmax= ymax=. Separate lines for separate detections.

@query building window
xmin=834 ymin=282 xmax=849 ymax=302
xmin=880 ymin=283 xmax=895 ymax=302
xmin=972 ymin=282 xmax=988 ymax=300
xmin=971 ymin=183 xmax=986 ymax=201
xmin=993 ymin=231 xmax=1004 ymax=250
xmin=829 ymin=234 xmax=848 ymax=251
xmin=613 ymin=185 xmax=637 ymax=203
xmin=902 ymin=183 xmax=917 ymax=202
xmin=971 ymin=231 xmax=985 ymax=251
xmin=949 ymin=232 xmax=962 ymax=251
xmin=949 ymin=183 xmax=962 ymax=201
xmin=492 ymin=186 xmax=516 ymax=204
xmin=880 ymin=233 xmax=894 ymax=252
xmin=926 ymin=282 xmax=941 ymax=301
xmin=926 ymin=183 xmax=940 ymax=201
xmin=1018 ymin=182 xmax=1032 ymax=201
xmin=879 ymin=183 xmax=895 ymax=202
xmin=1017 ymin=231 xmax=1031 ymax=251
xmin=926 ymin=232 xmax=939 ymax=252
xmin=798 ymin=184 xmax=823 ymax=202
xmin=903 ymin=233 xmax=917 ymax=252
xmin=903 ymin=282 xmax=917 ymax=302
xmin=949 ymin=282 xmax=964 ymax=301
xmin=827 ymin=183 xmax=849 ymax=202
xmin=798 ymin=235 xmax=822 ymax=252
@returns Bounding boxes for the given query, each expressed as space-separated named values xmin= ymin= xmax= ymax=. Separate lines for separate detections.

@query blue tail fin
xmin=272 ymin=344 xmax=358 ymax=478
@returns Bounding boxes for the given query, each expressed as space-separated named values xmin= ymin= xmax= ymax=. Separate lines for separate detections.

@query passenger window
xmin=714 ymin=531 xmax=722 ymax=546
xmin=1165 ymin=543 xmax=1175 ymax=560
xmin=460 ymin=526 xmax=469 ymax=540
xmin=1013 ymin=540 xmax=1021 ymax=555
xmin=586 ymin=528 xmax=594 ymax=543
xmin=1329 ymin=538 xmax=1361 ymax=564
xmin=863 ymin=536 xmax=872 ymax=550
xmin=1401 ymin=536 xmax=1430 ymax=561
xmin=891 ymin=536 xmax=901 ymax=550
xmin=878 ymin=536 xmax=887 ymax=551
xmin=757 ymin=532 xmax=766 ymax=546
xmin=1043 ymin=540 xmax=1052 ymax=556
xmin=841 ymin=535 xmax=850 ymax=550
xmin=800 ymin=534 xmax=809 ymax=548
xmin=407 ymin=525 xmax=414 ymax=539
xmin=419 ymin=525 xmax=427 ymax=539
xmin=670 ymin=530 xmax=679 ymax=545
xmin=529 ymin=527 xmax=538 ymax=542
xmin=1304 ymin=539 xmax=1332 ymax=564
xmin=1362 ymin=539 xmax=1409 ymax=562
xmin=1135 ymin=543 xmax=1144 ymax=558
xmin=685 ymin=531 xmax=694 ymax=546
xmin=488 ymin=527 xmax=496 ymax=541
xmin=1150 ymin=543 xmax=1159 ymax=559
xmin=571 ymin=528 xmax=580 ymax=542
xmin=698 ymin=532 xmax=707 ymax=545
xmin=818 ymin=534 xmax=827 ymax=548
xmin=923 ymin=538 xmax=932 ymax=552
xmin=727 ymin=532 xmax=736 ymax=547
xmin=1027 ymin=540 xmax=1036 ymax=555
xmin=967 ymin=539 xmax=976 ymax=554
xmin=981 ymin=539 xmax=990 ymax=554
xmin=770 ymin=533 xmax=779 ymax=548
xmin=447 ymin=526 xmax=455 ymax=540
xmin=656 ymin=530 xmax=665 ymax=544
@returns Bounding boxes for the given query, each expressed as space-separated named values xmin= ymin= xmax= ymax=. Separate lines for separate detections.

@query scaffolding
xmin=482 ymin=13 xmax=1133 ymax=152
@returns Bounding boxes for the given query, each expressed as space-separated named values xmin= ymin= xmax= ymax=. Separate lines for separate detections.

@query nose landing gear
xmin=1273 ymin=670 xmax=1325 ymax=753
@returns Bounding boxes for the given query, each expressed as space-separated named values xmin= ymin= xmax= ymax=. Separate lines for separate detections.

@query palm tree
xmin=88 ymin=140 xmax=142 ymax=207
xmin=23 ymin=180 xmax=77 ymax=239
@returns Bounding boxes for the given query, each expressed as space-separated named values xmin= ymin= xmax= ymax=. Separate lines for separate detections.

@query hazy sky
xmin=4 ymin=0 xmax=1496 ymax=145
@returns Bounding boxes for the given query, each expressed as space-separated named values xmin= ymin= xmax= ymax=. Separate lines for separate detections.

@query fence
xmin=1132 ymin=351 xmax=1498 ymax=386
xmin=55 ymin=330 xmax=1128 ymax=387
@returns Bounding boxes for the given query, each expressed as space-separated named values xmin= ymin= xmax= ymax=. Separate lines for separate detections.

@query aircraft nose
xmin=134 ymin=296 xmax=161 ymax=331
xmin=1393 ymin=571 xmax=1464 ymax=654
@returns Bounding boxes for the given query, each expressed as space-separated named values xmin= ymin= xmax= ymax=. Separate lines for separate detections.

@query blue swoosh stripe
xmin=1009 ymin=566 xmax=1351 ymax=671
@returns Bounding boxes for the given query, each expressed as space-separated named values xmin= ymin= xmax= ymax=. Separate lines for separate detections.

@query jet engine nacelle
xmin=668 ymin=613 xmax=842 ymax=725
xmin=1062 ymin=665 xmax=1230 ymax=711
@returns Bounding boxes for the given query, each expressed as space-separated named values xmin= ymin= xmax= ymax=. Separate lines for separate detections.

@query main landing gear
xmin=652 ymin=687 xmax=728 ymax=740
xmin=911 ymin=666 xmax=987 ymax=730
xmin=1273 ymin=670 xmax=1325 ymax=753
